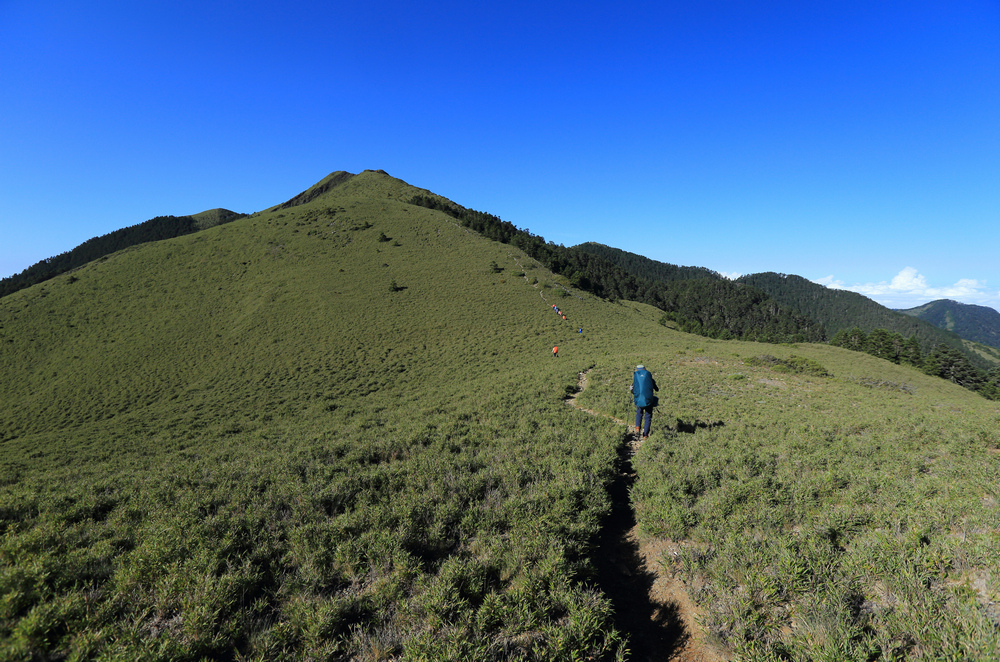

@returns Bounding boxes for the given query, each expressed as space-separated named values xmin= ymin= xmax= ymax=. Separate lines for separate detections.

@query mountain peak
xmin=273 ymin=170 xmax=412 ymax=212
xmin=275 ymin=171 xmax=357 ymax=210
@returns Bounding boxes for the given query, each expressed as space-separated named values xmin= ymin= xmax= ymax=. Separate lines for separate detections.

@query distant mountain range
xmin=570 ymin=247 xmax=999 ymax=370
xmin=898 ymin=299 xmax=1000 ymax=350
xmin=735 ymin=272 xmax=967 ymax=350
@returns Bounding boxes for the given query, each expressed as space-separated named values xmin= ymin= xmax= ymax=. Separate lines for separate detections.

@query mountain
xmin=4 ymin=170 xmax=999 ymax=659
xmin=0 ymin=169 xmax=651 ymax=659
xmin=735 ymin=272 xmax=999 ymax=370
xmin=563 ymin=244 xmax=826 ymax=341
xmin=400 ymin=199 xmax=826 ymax=342
xmin=189 ymin=207 xmax=247 ymax=229
xmin=572 ymin=242 xmax=721 ymax=282
xmin=405 ymin=196 xmax=827 ymax=342
xmin=0 ymin=208 xmax=246 ymax=299
xmin=898 ymin=298 xmax=1000 ymax=349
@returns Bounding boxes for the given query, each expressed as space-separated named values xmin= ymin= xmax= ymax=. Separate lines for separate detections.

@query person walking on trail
xmin=553 ymin=345 xmax=559 ymax=357
xmin=630 ymin=364 xmax=658 ymax=439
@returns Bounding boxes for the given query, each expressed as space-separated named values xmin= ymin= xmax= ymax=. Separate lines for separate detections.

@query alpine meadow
xmin=2 ymin=170 xmax=999 ymax=661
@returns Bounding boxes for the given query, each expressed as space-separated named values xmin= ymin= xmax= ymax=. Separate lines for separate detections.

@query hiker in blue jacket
xmin=630 ymin=364 xmax=659 ymax=439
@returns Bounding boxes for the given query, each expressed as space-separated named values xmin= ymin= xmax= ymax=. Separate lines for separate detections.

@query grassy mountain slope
xmin=271 ymin=170 xmax=358 ymax=211
xmin=963 ymin=338 xmax=1000 ymax=367
xmin=899 ymin=298 xmax=1000 ymax=350
xmin=0 ymin=209 xmax=246 ymax=300
xmin=403 ymin=202 xmax=825 ymax=343
xmin=576 ymin=338 xmax=1000 ymax=660
xmin=1 ymin=170 xmax=666 ymax=659
xmin=737 ymin=272 xmax=998 ymax=369
xmin=3 ymin=170 xmax=1000 ymax=659
xmin=190 ymin=208 xmax=247 ymax=230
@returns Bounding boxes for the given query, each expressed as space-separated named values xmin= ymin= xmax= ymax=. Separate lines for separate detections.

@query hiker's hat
xmin=636 ymin=364 xmax=645 ymax=370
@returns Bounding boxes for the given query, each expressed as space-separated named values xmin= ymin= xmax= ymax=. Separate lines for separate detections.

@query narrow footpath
xmin=566 ymin=372 xmax=727 ymax=662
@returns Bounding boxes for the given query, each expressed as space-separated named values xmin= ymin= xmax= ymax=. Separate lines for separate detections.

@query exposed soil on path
xmin=567 ymin=372 xmax=728 ymax=662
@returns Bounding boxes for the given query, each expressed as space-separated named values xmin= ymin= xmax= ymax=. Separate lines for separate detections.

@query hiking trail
xmin=566 ymin=370 xmax=729 ymax=662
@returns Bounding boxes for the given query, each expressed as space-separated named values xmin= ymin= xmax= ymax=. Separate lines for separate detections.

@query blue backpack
xmin=633 ymin=369 xmax=656 ymax=408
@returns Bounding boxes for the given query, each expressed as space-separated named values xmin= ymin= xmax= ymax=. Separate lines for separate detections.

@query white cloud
xmin=719 ymin=271 xmax=742 ymax=280
xmin=815 ymin=275 xmax=844 ymax=288
xmin=812 ymin=267 xmax=1000 ymax=310
xmin=889 ymin=266 xmax=929 ymax=292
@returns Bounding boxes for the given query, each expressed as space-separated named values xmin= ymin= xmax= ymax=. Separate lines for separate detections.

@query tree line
xmin=573 ymin=242 xmax=721 ymax=283
xmin=410 ymin=195 xmax=825 ymax=343
xmin=738 ymin=272 xmax=986 ymax=367
xmin=830 ymin=326 xmax=1000 ymax=400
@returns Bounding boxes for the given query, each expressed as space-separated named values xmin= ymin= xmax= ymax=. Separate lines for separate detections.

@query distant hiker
xmin=553 ymin=345 xmax=559 ymax=357
xmin=630 ymin=364 xmax=659 ymax=439
xmin=578 ymin=328 xmax=583 ymax=333
xmin=561 ymin=315 xmax=566 ymax=320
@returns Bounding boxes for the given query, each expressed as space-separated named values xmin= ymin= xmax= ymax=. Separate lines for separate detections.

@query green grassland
xmin=0 ymin=171 xmax=655 ymax=660
xmin=962 ymin=338 xmax=1000 ymax=368
xmin=189 ymin=209 xmax=246 ymax=231
xmin=576 ymin=341 xmax=1000 ymax=659
xmin=2 ymin=170 xmax=999 ymax=660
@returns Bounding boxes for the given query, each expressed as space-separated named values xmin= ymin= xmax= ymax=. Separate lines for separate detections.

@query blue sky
xmin=2 ymin=1 xmax=998 ymax=310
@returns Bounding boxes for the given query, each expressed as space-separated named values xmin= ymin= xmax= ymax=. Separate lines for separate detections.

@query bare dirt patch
xmin=635 ymin=533 xmax=728 ymax=662
xmin=757 ymin=378 xmax=787 ymax=388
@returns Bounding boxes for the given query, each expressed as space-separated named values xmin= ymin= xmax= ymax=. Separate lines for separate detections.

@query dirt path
xmin=567 ymin=371 xmax=728 ymax=662
xmin=565 ymin=370 xmax=628 ymax=423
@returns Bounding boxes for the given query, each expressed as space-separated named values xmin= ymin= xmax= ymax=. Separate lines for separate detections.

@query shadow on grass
xmin=592 ymin=431 xmax=688 ymax=662
xmin=674 ymin=418 xmax=725 ymax=434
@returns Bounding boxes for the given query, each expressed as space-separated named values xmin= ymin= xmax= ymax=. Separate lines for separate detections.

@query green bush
xmin=747 ymin=354 xmax=830 ymax=377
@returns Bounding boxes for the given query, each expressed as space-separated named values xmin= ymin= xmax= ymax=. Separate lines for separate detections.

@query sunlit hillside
xmin=0 ymin=170 xmax=657 ymax=660
xmin=577 ymin=336 xmax=1000 ymax=659
xmin=2 ymin=170 xmax=999 ymax=660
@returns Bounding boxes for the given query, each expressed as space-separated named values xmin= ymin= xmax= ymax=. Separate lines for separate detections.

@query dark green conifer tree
xmin=831 ymin=327 xmax=867 ymax=352
xmin=864 ymin=328 xmax=897 ymax=362
xmin=901 ymin=335 xmax=923 ymax=367
xmin=925 ymin=345 xmax=984 ymax=390
xmin=982 ymin=367 xmax=1000 ymax=401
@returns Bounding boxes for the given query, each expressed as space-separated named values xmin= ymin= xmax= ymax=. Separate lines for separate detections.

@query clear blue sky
xmin=2 ymin=1 xmax=998 ymax=310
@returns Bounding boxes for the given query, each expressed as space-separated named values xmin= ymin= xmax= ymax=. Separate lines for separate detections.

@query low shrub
xmin=747 ymin=354 xmax=830 ymax=377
